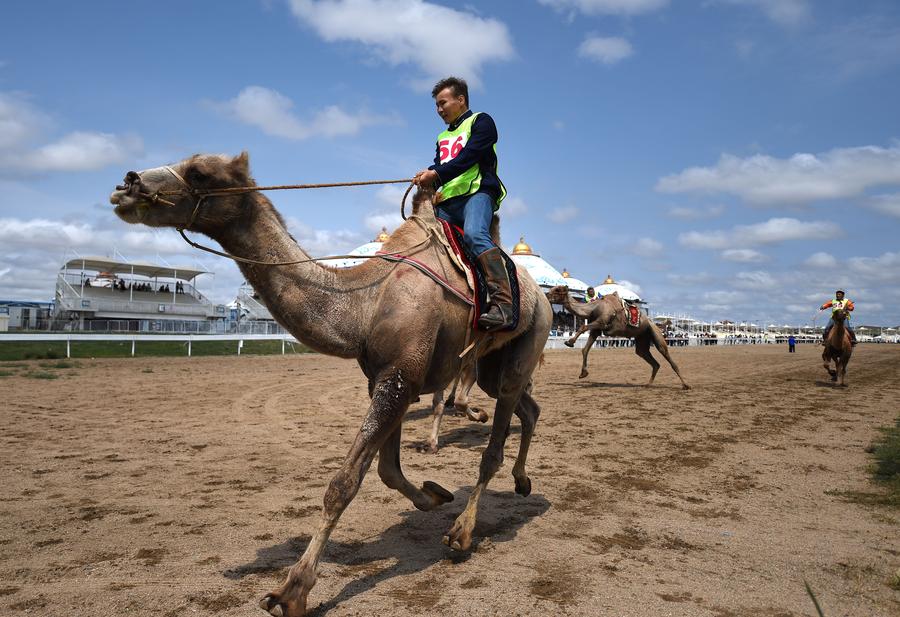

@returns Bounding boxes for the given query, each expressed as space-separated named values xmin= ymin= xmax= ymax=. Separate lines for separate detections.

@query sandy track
xmin=1 ymin=345 xmax=898 ymax=616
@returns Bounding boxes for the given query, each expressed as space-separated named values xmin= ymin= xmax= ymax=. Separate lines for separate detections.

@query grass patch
xmin=825 ymin=416 xmax=900 ymax=508
xmin=0 ymin=338 xmax=311 ymax=361
xmin=39 ymin=360 xmax=77 ymax=369
xmin=0 ymin=369 xmax=14 ymax=377
xmin=23 ymin=370 xmax=59 ymax=380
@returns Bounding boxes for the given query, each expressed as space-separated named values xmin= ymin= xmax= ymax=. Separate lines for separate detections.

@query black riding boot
xmin=476 ymin=247 xmax=514 ymax=331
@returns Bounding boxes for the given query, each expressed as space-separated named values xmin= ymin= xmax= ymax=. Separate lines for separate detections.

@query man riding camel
xmin=413 ymin=76 xmax=511 ymax=331
xmin=820 ymin=289 xmax=857 ymax=346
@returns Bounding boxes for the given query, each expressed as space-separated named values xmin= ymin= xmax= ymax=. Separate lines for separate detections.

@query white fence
xmin=1 ymin=333 xmax=299 ymax=358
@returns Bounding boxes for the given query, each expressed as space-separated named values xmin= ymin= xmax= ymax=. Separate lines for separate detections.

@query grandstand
xmin=53 ymin=255 xmax=227 ymax=331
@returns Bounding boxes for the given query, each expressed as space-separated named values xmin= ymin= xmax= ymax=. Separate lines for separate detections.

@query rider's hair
xmin=432 ymin=77 xmax=469 ymax=107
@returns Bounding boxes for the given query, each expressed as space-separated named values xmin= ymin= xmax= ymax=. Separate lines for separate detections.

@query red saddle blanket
xmin=625 ymin=303 xmax=641 ymax=327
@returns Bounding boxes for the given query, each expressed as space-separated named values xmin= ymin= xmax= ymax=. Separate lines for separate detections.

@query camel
xmin=110 ymin=153 xmax=552 ymax=617
xmin=545 ymin=285 xmax=690 ymax=389
xmin=424 ymin=365 xmax=487 ymax=453
xmin=822 ymin=308 xmax=853 ymax=386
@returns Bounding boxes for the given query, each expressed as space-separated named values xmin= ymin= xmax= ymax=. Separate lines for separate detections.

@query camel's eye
xmin=186 ymin=167 xmax=209 ymax=185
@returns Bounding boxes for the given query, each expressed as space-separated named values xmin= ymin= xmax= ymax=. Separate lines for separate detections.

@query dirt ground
xmin=1 ymin=344 xmax=898 ymax=617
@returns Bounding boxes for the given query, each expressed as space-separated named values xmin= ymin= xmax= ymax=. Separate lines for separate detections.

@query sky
xmin=1 ymin=0 xmax=899 ymax=326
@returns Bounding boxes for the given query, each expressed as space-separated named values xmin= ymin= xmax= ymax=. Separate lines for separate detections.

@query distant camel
xmin=111 ymin=153 xmax=552 ymax=617
xmin=546 ymin=286 xmax=690 ymax=389
xmin=822 ymin=307 xmax=853 ymax=386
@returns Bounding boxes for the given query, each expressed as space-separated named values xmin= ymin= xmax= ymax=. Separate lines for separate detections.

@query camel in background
xmin=111 ymin=153 xmax=552 ymax=617
xmin=546 ymin=285 xmax=690 ymax=389
xmin=823 ymin=307 xmax=853 ymax=386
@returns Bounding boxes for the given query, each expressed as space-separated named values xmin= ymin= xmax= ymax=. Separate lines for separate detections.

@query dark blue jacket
xmin=429 ymin=110 xmax=504 ymax=209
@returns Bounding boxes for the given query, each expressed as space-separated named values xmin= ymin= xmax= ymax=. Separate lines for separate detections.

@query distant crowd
xmin=83 ymin=278 xmax=187 ymax=294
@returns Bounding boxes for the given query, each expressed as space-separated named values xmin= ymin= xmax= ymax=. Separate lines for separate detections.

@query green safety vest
xmin=436 ymin=112 xmax=506 ymax=209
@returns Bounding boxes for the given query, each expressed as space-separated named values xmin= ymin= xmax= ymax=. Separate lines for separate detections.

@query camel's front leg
xmin=564 ymin=323 xmax=590 ymax=347
xmin=579 ymin=330 xmax=600 ymax=379
xmin=260 ymin=370 xmax=410 ymax=617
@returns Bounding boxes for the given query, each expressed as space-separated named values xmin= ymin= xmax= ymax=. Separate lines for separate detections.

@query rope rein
xmin=140 ymin=168 xmax=472 ymax=305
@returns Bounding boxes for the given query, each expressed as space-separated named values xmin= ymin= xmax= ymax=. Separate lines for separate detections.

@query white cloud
xmin=869 ymin=192 xmax=900 ymax=218
xmin=216 ymin=86 xmax=390 ymax=140
xmin=547 ymin=205 xmax=580 ymax=223
xmin=578 ymin=36 xmax=634 ymax=65
xmin=363 ymin=210 xmax=404 ymax=235
xmin=617 ymin=279 xmax=642 ymax=295
xmin=804 ymin=251 xmax=838 ymax=268
xmin=847 ymin=252 xmax=900 ymax=283
xmin=631 ymin=237 xmax=663 ymax=257
xmin=657 ymin=144 xmax=900 ymax=205
xmin=667 ymin=204 xmax=725 ymax=220
xmin=284 ymin=216 xmax=365 ymax=255
xmin=288 ymin=0 xmax=514 ymax=89
xmin=501 ymin=195 xmax=528 ymax=218
xmin=716 ymin=0 xmax=811 ymax=27
xmin=679 ymin=217 xmax=841 ymax=249
xmin=732 ymin=270 xmax=776 ymax=290
xmin=19 ymin=131 xmax=144 ymax=172
xmin=538 ymin=0 xmax=668 ymax=16
xmin=0 ymin=91 xmax=143 ymax=173
xmin=721 ymin=248 xmax=767 ymax=263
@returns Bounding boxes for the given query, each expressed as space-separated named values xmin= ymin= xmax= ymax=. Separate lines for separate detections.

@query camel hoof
xmin=466 ymin=407 xmax=489 ymax=423
xmin=422 ymin=480 xmax=454 ymax=507
xmin=443 ymin=523 xmax=473 ymax=551
xmin=564 ymin=340 xmax=575 ymax=348
xmin=579 ymin=370 xmax=588 ymax=379
xmin=515 ymin=476 xmax=532 ymax=497
xmin=259 ymin=596 xmax=284 ymax=617
xmin=682 ymin=383 xmax=691 ymax=390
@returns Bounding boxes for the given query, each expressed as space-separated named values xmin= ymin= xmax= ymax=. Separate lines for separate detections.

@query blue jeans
xmin=435 ymin=192 xmax=496 ymax=257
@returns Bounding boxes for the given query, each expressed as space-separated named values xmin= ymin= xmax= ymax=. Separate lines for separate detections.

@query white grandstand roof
xmin=321 ymin=240 xmax=383 ymax=269
xmin=594 ymin=283 xmax=641 ymax=302
xmin=62 ymin=256 xmax=208 ymax=280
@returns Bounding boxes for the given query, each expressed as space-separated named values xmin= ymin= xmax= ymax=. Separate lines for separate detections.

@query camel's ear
xmin=231 ymin=151 xmax=250 ymax=174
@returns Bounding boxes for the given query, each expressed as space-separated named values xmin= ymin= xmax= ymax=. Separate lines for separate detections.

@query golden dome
xmin=374 ymin=227 xmax=390 ymax=243
xmin=603 ymin=274 xmax=615 ymax=285
xmin=561 ymin=268 xmax=570 ymax=278
xmin=512 ymin=236 xmax=533 ymax=256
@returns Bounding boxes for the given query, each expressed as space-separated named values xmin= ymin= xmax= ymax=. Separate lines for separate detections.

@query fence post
xmin=188 ymin=336 xmax=192 ymax=357
xmin=66 ymin=337 xmax=70 ymax=359
xmin=238 ymin=339 xmax=242 ymax=355
xmin=131 ymin=338 xmax=136 ymax=357
xmin=282 ymin=339 xmax=285 ymax=355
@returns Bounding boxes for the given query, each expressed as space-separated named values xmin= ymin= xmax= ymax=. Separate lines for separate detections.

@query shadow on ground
xmin=225 ymin=488 xmax=550 ymax=614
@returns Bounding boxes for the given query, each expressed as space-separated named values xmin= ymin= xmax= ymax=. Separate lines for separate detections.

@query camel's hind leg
xmin=634 ymin=332 xmax=660 ymax=385
xmin=447 ymin=363 xmax=487 ymax=423
xmin=261 ymin=367 xmax=449 ymax=617
xmin=649 ymin=324 xmax=690 ymax=390
xmin=578 ymin=330 xmax=600 ymax=379
xmin=444 ymin=307 xmax=550 ymax=552
xmin=425 ymin=390 xmax=446 ymax=454
xmin=510 ymin=388 xmax=541 ymax=497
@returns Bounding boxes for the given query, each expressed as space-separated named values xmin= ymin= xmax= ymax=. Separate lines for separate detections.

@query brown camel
xmin=822 ymin=308 xmax=853 ymax=386
xmin=546 ymin=285 xmax=690 ymax=389
xmin=110 ymin=153 xmax=551 ymax=617
xmin=425 ymin=365 xmax=488 ymax=454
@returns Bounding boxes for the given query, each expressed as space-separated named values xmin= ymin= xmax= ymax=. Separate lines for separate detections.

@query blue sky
xmin=1 ymin=0 xmax=899 ymax=325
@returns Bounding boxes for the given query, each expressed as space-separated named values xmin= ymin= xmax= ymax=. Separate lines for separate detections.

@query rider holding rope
xmin=413 ymin=76 xmax=512 ymax=331
xmin=820 ymin=289 xmax=857 ymax=346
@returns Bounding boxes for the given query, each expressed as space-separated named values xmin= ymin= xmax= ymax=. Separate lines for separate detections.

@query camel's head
xmin=832 ymin=307 xmax=849 ymax=323
xmin=545 ymin=285 xmax=570 ymax=304
xmin=110 ymin=152 xmax=253 ymax=233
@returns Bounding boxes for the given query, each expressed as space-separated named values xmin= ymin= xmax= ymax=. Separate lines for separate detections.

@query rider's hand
xmin=413 ymin=169 xmax=438 ymax=188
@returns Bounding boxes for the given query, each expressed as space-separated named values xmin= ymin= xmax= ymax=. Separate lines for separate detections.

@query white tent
xmin=593 ymin=275 xmax=642 ymax=302
xmin=321 ymin=228 xmax=392 ymax=269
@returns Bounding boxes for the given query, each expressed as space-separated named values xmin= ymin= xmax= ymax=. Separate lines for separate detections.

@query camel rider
xmin=585 ymin=287 xmax=599 ymax=302
xmin=820 ymin=289 xmax=857 ymax=345
xmin=414 ymin=76 xmax=512 ymax=331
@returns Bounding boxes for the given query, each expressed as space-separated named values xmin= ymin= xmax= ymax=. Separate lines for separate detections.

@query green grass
xmin=0 ymin=369 xmax=14 ymax=377
xmin=0 ymin=338 xmax=311 ymax=361
xmin=826 ymin=415 xmax=900 ymax=508
xmin=23 ymin=370 xmax=59 ymax=380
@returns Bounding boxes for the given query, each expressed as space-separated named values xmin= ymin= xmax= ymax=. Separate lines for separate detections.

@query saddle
xmin=622 ymin=299 xmax=641 ymax=327
xmin=436 ymin=218 xmax=520 ymax=332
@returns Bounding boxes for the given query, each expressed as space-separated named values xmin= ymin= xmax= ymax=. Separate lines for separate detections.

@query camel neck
xmin=213 ymin=193 xmax=379 ymax=357
xmin=563 ymin=295 xmax=596 ymax=318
